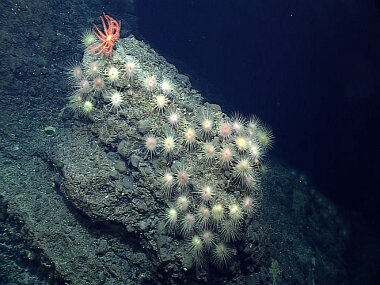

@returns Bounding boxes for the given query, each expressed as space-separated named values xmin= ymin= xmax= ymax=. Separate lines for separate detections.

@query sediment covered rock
xmin=48 ymin=35 xmax=272 ymax=283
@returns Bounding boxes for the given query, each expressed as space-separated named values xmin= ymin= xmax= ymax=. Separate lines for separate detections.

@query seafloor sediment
xmin=0 ymin=33 xmax=349 ymax=284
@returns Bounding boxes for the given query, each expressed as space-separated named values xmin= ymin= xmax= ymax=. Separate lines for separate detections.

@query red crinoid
xmin=88 ymin=13 xmax=121 ymax=57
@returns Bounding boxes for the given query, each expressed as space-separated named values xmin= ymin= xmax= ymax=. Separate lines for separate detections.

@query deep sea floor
xmin=0 ymin=0 xmax=379 ymax=284
xmin=0 ymin=66 xmax=377 ymax=283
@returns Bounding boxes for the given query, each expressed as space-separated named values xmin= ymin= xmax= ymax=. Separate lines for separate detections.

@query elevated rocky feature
xmin=48 ymin=35 xmax=272 ymax=283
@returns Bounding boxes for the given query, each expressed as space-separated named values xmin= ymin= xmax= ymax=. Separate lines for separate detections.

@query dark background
xmin=132 ymin=0 xmax=380 ymax=224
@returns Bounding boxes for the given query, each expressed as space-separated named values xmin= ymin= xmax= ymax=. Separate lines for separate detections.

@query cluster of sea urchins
xmin=66 ymin=27 xmax=136 ymax=116
xmin=160 ymin=110 xmax=274 ymax=268
xmin=67 ymin=27 xmax=274 ymax=270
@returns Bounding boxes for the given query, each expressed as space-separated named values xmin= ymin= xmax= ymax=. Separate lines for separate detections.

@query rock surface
xmin=45 ymin=35 xmax=271 ymax=284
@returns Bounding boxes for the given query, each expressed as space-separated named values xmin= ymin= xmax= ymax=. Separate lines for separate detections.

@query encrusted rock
xmin=115 ymin=160 xmax=127 ymax=173
xmin=130 ymin=154 xmax=141 ymax=168
xmin=54 ymin=35 xmax=272 ymax=284
xmin=117 ymin=140 xmax=132 ymax=158
xmin=137 ymin=119 xmax=152 ymax=134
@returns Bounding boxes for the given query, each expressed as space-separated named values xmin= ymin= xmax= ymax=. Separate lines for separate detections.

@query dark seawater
xmin=0 ymin=0 xmax=379 ymax=284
